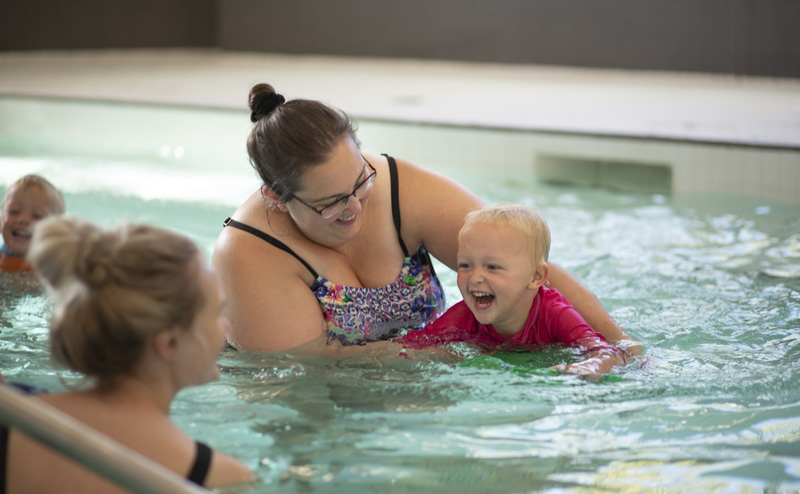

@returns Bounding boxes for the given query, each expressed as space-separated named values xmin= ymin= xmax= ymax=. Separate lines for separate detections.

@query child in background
xmin=399 ymin=203 xmax=627 ymax=376
xmin=1 ymin=174 xmax=65 ymax=272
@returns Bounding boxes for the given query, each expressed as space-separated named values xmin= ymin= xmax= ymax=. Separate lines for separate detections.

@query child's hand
xmin=549 ymin=358 xmax=604 ymax=377
xmin=549 ymin=349 xmax=626 ymax=378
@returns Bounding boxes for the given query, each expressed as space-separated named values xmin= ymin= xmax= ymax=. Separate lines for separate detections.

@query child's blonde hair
xmin=2 ymin=174 xmax=65 ymax=214
xmin=460 ymin=202 xmax=550 ymax=265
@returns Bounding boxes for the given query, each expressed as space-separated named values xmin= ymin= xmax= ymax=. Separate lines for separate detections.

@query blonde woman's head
xmin=28 ymin=217 xmax=203 ymax=379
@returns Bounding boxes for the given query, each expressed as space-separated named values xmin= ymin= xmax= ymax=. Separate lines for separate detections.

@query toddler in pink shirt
xmin=400 ymin=203 xmax=627 ymax=376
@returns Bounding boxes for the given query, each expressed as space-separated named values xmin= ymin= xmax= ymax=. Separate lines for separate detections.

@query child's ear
xmin=261 ymin=186 xmax=289 ymax=213
xmin=529 ymin=263 xmax=550 ymax=290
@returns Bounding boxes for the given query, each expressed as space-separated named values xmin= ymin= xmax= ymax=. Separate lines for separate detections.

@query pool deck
xmin=1 ymin=48 xmax=799 ymax=149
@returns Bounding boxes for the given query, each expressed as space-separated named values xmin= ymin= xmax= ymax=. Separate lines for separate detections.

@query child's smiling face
xmin=456 ymin=222 xmax=546 ymax=337
xmin=1 ymin=184 xmax=56 ymax=256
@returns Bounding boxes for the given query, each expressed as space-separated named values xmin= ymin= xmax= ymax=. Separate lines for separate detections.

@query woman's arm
xmin=394 ymin=158 xmax=484 ymax=270
xmin=212 ymin=224 xmax=326 ymax=352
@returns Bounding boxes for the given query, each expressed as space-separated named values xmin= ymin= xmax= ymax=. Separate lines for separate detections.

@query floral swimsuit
xmin=223 ymin=156 xmax=445 ymax=345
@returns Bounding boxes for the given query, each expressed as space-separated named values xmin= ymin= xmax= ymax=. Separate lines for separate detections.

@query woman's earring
xmin=262 ymin=186 xmax=289 ymax=212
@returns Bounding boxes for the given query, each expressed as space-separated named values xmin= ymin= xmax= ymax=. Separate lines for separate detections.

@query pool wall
xmin=2 ymin=96 xmax=799 ymax=204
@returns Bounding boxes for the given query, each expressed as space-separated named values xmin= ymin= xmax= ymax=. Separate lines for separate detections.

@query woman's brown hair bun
xmin=249 ymin=83 xmax=285 ymax=122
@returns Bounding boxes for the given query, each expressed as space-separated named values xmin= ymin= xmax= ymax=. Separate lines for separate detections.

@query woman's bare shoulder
xmin=389 ymin=156 xmax=484 ymax=269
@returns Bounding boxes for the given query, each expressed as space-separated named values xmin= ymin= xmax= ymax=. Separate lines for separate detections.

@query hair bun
xmin=71 ymin=231 xmax=117 ymax=290
xmin=79 ymin=259 xmax=112 ymax=289
xmin=250 ymin=90 xmax=285 ymax=122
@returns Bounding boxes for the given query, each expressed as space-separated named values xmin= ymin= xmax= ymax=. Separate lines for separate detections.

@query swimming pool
xmin=2 ymin=98 xmax=799 ymax=493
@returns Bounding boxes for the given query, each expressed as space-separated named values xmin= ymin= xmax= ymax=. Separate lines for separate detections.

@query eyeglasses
xmin=290 ymin=157 xmax=377 ymax=220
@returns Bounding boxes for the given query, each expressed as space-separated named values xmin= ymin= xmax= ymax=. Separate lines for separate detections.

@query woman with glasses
xmin=213 ymin=83 xmax=633 ymax=353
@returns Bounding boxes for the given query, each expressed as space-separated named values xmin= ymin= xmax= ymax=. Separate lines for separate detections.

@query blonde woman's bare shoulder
xmin=207 ymin=451 xmax=257 ymax=489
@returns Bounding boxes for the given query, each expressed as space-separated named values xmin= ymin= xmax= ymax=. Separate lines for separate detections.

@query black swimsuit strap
xmin=384 ymin=154 xmax=410 ymax=257
xmin=186 ymin=441 xmax=212 ymax=487
xmin=0 ymin=419 xmax=213 ymax=493
xmin=223 ymin=218 xmax=320 ymax=279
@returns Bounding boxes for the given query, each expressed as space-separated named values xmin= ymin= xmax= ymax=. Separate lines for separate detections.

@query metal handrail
xmin=0 ymin=384 xmax=211 ymax=494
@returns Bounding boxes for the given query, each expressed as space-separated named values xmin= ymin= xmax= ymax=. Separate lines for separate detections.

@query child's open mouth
xmin=471 ymin=291 xmax=495 ymax=309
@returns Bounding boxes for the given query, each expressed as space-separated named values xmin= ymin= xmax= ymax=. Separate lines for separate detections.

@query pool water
xmin=2 ymin=134 xmax=800 ymax=493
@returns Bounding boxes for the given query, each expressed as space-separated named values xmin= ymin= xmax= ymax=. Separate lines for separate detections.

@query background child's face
xmin=456 ymin=222 xmax=544 ymax=336
xmin=1 ymin=185 xmax=55 ymax=255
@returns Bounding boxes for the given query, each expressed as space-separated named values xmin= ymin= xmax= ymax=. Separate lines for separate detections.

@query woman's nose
xmin=344 ymin=194 xmax=363 ymax=214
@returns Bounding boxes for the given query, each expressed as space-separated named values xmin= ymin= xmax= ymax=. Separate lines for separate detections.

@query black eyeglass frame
xmin=290 ymin=157 xmax=377 ymax=219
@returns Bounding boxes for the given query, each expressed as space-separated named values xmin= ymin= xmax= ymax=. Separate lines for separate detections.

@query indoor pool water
xmin=2 ymin=148 xmax=800 ymax=493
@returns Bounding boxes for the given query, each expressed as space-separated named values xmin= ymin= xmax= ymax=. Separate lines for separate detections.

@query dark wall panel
xmin=740 ymin=1 xmax=800 ymax=77
xmin=0 ymin=0 xmax=216 ymax=50
xmin=1 ymin=0 xmax=798 ymax=78
xmin=218 ymin=0 xmax=800 ymax=77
